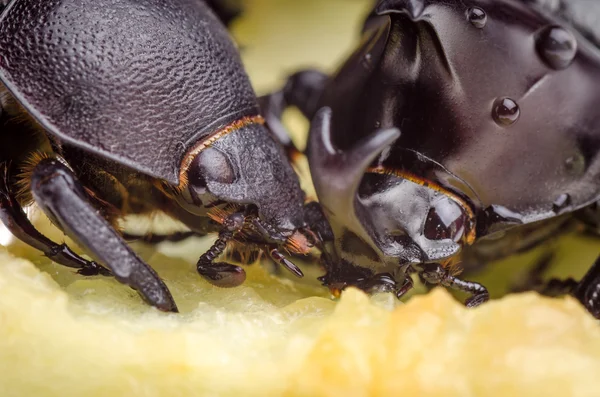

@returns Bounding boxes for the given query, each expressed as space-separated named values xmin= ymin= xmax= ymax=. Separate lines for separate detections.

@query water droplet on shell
xmin=536 ymin=25 xmax=577 ymax=70
xmin=492 ymin=97 xmax=520 ymax=127
xmin=467 ymin=7 xmax=487 ymax=28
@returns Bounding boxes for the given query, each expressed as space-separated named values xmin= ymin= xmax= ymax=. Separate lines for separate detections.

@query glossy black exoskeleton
xmin=263 ymin=0 xmax=600 ymax=318
xmin=0 ymin=0 xmax=322 ymax=312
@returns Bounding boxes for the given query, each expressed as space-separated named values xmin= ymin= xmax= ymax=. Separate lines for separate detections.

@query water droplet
xmin=374 ymin=121 xmax=381 ymax=128
xmin=492 ymin=97 xmax=520 ymax=127
xmin=552 ymin=193 xmax=571 ymax=213
xmin=365 ymin=53 xmax=372 ymax=62
xmin=535 ymin=25 xmax=577 ymax=70
xmin=467 ymin=7 xmax=487 ymax=28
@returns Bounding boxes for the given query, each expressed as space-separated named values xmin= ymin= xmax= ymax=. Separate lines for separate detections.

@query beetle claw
xmin=269 ymin=248 xmax=304 ymax=278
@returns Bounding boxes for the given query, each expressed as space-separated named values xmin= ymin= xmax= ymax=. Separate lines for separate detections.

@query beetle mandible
xmin=262 ymin=0 xmax=600 ymax=317
xmin=0 ymin=0 xmax=323 ymax=312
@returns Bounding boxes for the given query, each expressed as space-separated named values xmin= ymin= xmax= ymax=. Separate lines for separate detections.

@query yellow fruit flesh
xmin=2 ymin=245 xmax=600 ymax=397
xmin=2 ymin=1 xmax=600 ymax=396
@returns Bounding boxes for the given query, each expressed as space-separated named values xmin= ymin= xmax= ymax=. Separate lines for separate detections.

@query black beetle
xmin=0 ymin=0 xmax=321 ymax=312
xmin=262 ymin=0 xmax=600 ymax=317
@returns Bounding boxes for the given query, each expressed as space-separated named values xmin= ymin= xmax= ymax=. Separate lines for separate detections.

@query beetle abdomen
xmin=0 ymin=0 xmax=259 ymax=185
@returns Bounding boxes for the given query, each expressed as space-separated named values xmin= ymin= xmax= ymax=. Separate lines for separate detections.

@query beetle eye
xmin=423 ymin=197 xmax=467 ymax=242
xmin=189 ymin=147 xmax=236 ymax=186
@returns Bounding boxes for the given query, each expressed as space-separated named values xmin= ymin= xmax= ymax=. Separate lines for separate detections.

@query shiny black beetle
xmin=263 ymin=0 xmax=600 ymax=317
xmin=0 ymin=0 xmax=320 ymax=312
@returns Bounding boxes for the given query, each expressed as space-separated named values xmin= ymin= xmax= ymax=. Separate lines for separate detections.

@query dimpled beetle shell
xmin=316 ymin=0 xmax=600 ymax=236
xmin=0 ymin=0 xmax=258 ymax=185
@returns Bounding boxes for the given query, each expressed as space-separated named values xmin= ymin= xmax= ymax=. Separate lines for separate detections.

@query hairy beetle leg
xmin=418 ymin=263 xmax=489 ymax=308
xmin=196 ymin=212 xmax=247 ymax=288
xmin=29 ymin=159 xmax=177 ymax=312
xmin=0 ymin=164 xmax=111 ymax=277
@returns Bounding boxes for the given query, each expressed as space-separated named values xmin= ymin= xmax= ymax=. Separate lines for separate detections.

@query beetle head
xmin=177 ymin=121 xmax=308 ymax=242
xmin=308 ymin=108 xmax=476 ymax=277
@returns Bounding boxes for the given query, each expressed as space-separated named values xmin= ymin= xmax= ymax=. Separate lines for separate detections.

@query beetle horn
xmin=375 ymin=0 xmax=425 ymax=18
xmin=307 ymin=107 xmax=400 ymax=220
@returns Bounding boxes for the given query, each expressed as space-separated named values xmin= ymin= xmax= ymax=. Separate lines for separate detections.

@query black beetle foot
xmin=197 ymin=262 xmax=246 ymax=288
xmin=196 ymin=212 xmax=246 ymax=287
xmin=77 ymin=261 xmax=112 ymax=277
xmin=465 ymin=291 xmax=490 ymax=308
xmin=417 ymin=263 xmax=490 ymax=308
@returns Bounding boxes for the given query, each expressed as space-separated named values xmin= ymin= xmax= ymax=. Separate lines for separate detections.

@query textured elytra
xmin=0 ymin=0 xmax=259 ymax=184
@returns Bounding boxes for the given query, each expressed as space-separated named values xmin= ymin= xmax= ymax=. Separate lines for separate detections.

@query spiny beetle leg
xmin=196 ymin=212 xmax=246 ymax=288
xmin=251 ymin=217 xmax=286 ymax=244
xmin=573 ymin=255 xmax=600 ymax=319
xmin=269 ymin=248 xmax=304 ymax=278
xmin=418 ymin=263 xmax=489 ymax=308
xmin=30 ymin=159 xmax=177 ymax=312
xmin=302 ymin=201 xmax=335 ymax=248
xmin=259 ymin=69 xmax=328 ymax=157
xmin=122 ymin=230 xmax=200 ymax=244
xmin=0 ymin=163 xmax=110 ymax=277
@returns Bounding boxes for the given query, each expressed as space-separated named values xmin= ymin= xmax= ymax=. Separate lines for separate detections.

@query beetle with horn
xmin=262 ymin=0 xmax=600 ymax=317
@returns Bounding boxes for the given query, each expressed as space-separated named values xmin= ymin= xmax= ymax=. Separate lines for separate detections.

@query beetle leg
xmin=250 ymin=217 xmax=287 ymax=243
xmin=510 ymin=251 xmax=554 ymax=293
xmin=302 ymin=201 xmax=335 ymax=248
xmin=573 ymin=255 xmax=600 ymax=319
xmin=196 ymin=212 xmax=247 ymax=288
xmin=259 ymin=69 xmax=328 ymax=157
xmin=249 ymin=217 xmax=306 ymax=278
xmin=417 ymin=263 xmax=489 ymax=308
xmin=122 ymin=230 xmax=200 ymax=244
xmin=540 ymin=278 xmax=579 ymax=297
xmin=268 ymin=248 xmax=304 ymax=278
xmin=357 ymin=272 xmax=397 ymax=294
xmin=0 ymin=163 xmax=110 ymax=276
xmin=29 ymin=159 xmax=177 ymax=312
xmin=395 ymin=275 xmax=414 ymax=299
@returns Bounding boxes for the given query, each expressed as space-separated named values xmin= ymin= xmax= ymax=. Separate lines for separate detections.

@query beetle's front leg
xmin=417 ymin=263 xmax=489 ymax=308
xmin=259 ymin=69 xmax=328 ymax=156
xmin=30 ymin=159 xmax=177 ymax=312
xmin=250 ymin=217 xmax=305 ymax=278
xmin=196 ymin=212 xmax=247 ymax=287
xmin=0 ymin=162 xmax=110 ymax=277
